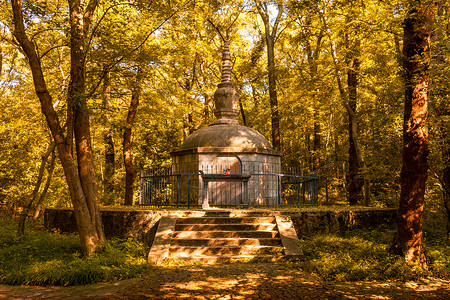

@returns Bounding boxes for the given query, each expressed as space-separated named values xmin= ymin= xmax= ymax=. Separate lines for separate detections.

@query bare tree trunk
xmin=103 ymin=132 xmax=115 ymax=203
xmin=0 ymin=43 xmax=3 ymax=76
xmin=17 ymin=141 xmax=55 ymax=235
xmin=347 ymin=45 xmax=361 ymax=206
xmin=33 ymin=149 xmax=56 ymax=220
xmin=69 ymin=0 xmax=105 ymax=246
xmin=238 ymin=96 xmax=247 ymax=126
xmin=300 ymin=16 xmax=323 ymax=171
xmin=395 ymin=0 xmax=436 ymax=268
xmin=322 ymin=11 xmax=367 ymax=206
xmin=435 ymin=0 xmax=450 ymax=245
xmin=204 ymin=93 xmax=212 ymax=123
xmin=102 ymin=69 xmax=115 ymax=204
xmin=256 ymin=0 xmax=283 ymax=151
xmin=267 ymin=36 xmax=281 ymax=151
xmin=305 ymin=132 xmax=311 ymax=169
xmin=313 ymin=109 xmax=320 ymax=171
xmin=123 ymin=68 xmax=142 ymax=206
xmin=11 ymin=0 xmax=105 ymax=256
xmin=444 ymin=162 xmax=450 ymax=245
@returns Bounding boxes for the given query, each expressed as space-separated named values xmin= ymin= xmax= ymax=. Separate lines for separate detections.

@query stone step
xmin=148 ymin=214 xmax=303 ymax=263
xmin=176 ymin=217 xmax=276 ymax=224
xmin=172 ymin=230 xmax=279 ymax=239
xmin=169 ymin=245 xmax=284 ymax=256
xmin=174 ymin=223 xmax=277 ymax=232
xmin=170 ymin=238 xmax=282 ymax=247
xmin=169 ymin=254 xmax=285 ymax=262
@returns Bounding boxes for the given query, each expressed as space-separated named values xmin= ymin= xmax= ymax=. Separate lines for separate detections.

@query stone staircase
xmin=148 ymin=211 xmax=302 ymax=263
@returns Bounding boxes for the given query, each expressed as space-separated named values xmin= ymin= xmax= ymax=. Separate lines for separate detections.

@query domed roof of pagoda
xmin=180 ymin=123 xmax=272 ymax=151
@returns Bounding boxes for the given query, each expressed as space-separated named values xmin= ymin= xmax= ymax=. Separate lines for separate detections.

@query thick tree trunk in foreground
xmin=69 ymin=0 xmax=104 ymax=247
xmin=123 ymin=69 xmax=142 ymax=206
xmin=395 ymin=0 xmax=436 ymax=267
xmin=11 ymin=0 xmax=105 ymax=256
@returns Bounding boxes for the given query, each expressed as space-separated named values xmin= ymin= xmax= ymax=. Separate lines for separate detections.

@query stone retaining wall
xmin=44 ymin=208 xmax=397 ymax=246
xmin=289 ymin=209 xmax=397 ymax=235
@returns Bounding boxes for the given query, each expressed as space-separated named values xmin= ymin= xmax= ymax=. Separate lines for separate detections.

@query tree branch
xmin=85 ymin=0 xmax=191 ymax=100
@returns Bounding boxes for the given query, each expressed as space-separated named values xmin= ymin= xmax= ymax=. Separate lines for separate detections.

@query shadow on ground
xmin=1 ymin=262 xmax=449 ymax=299
xmin=114 ymin=262 xmax=450 ymax=300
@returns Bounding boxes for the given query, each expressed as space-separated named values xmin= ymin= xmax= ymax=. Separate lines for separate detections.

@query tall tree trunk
xmin=0 ymin=43 xmax=3 ymax=76
xmin=33 ymin=148 xmax=56 ymax=220
xmin=322 ymin=11 xmax=367 ymax=206
xmin=395 ymin=0 xmax=436 ymax=267
xmin=103 ymin=132 xmax=115 ymax=203
xmin=305 ymin=132 xmax=311 ymax=169
xmin=267 ymin=36 xmax=281 ymax=151
xmin=11 ymin=0 xmax=105 ymax=256
xmin=17 ymin=141 xmax=55 ymax=235
xmin=69 ymin=0 xmax=104 ymax=245
xmin=123 ymin=68 xmax=142 ymax=206
xmin=444 ymin=153 xmax=450 ymax=245
xmin=300 ymin=16 xmax=323 ymax=171
xmin=238 ymin=95 xmax=247 ymax=126
xmin=435 ymin=0 xmax=450 ymax=245
xmin=256 ymin=1 xmax=283 ymax=151
xmin=313 ymin=108 xmax=320 ymax=171
xmin=347 ymin=46 xmax=361 ymax=206
xmin=204 ymin=93 xmax=212 ymax=123
xmin=102 ymin=69 xmax=115 ymax=204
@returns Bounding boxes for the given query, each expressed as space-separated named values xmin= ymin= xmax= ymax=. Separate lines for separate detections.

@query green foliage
xmin=1 ymin=0 xmax=449 ymax=248
xmin=0 ymin=220 xmax=147 ymax=286
xmin=295 ymin=228 xmax=449 ymax=282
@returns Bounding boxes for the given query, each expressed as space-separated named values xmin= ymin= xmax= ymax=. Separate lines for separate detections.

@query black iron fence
xmin=139 ymin=166 xmax=318 ymax=208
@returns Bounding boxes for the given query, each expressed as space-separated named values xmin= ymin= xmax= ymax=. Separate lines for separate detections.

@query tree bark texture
xmin=444 ymin=161 xmax=450 ymax=245
xmin=301 ymin=16 xmax=323 ymax=171
xmin=11 ymin=0 xmax=105 ymax=256
xmin=347 ymin=53 xmax=361 ymax=206
xmin=102 ymin=69 xmax=115 ymax=204
xmin=323 ymin=12 xmax=367 ymax=206
xmin=69 ymin=0 xmax=105 ymax=246
xmin=17 ymin=141 xmax=55 ymax=235
xmin=103 ymin=132 xmax=115 ymax=202
xmin=123 ymin=68 xmax=142 ymax=206
xmin=436 ymin=1 xmax=450 ymax=245
xmin=256 ymin=1 xmax=282 ymax=151
xmin=33 ymin=148 xmax=56 ymax=220
xmin=0 ymin=44 xmax=3 ymax=77
xmin=396 ymin=0 xmax=436 ymax=267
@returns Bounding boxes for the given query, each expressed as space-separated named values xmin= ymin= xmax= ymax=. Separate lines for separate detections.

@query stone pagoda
xmin=171 ymin=42 xmax=282 ymax=207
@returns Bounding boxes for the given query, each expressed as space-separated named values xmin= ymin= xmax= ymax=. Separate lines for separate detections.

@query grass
xmin=0 ymin=218 xmax=147 ymax=286
xmin=294 ymin=227 xmax=450 ymax=282
xmin=0 ymin=209 xmax=448 ymax=286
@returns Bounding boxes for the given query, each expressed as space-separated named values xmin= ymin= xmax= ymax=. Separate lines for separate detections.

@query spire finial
xmin=213 ymin=42 xmax=239 ymax=125
xmin=221 ymin=41 xmax=232 ymax=83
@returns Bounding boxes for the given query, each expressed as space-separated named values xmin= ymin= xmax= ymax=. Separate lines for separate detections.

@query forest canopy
xmin=0 ymin=0 xmax=448 ymax=224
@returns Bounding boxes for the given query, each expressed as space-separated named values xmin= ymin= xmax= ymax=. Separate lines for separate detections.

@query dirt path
xmin=1 ymin=263 xmax=449 ymax=299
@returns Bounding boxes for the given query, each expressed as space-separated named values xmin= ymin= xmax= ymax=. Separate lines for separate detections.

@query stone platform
xmin=44 ymin=208 xmax=397 ymax=251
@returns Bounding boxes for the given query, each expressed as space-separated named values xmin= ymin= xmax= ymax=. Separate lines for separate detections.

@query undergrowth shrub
xmin=295 ymin=228 xmax=448 ymax=282
xmin=0 ymin=220 xmax=147 ymax=286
